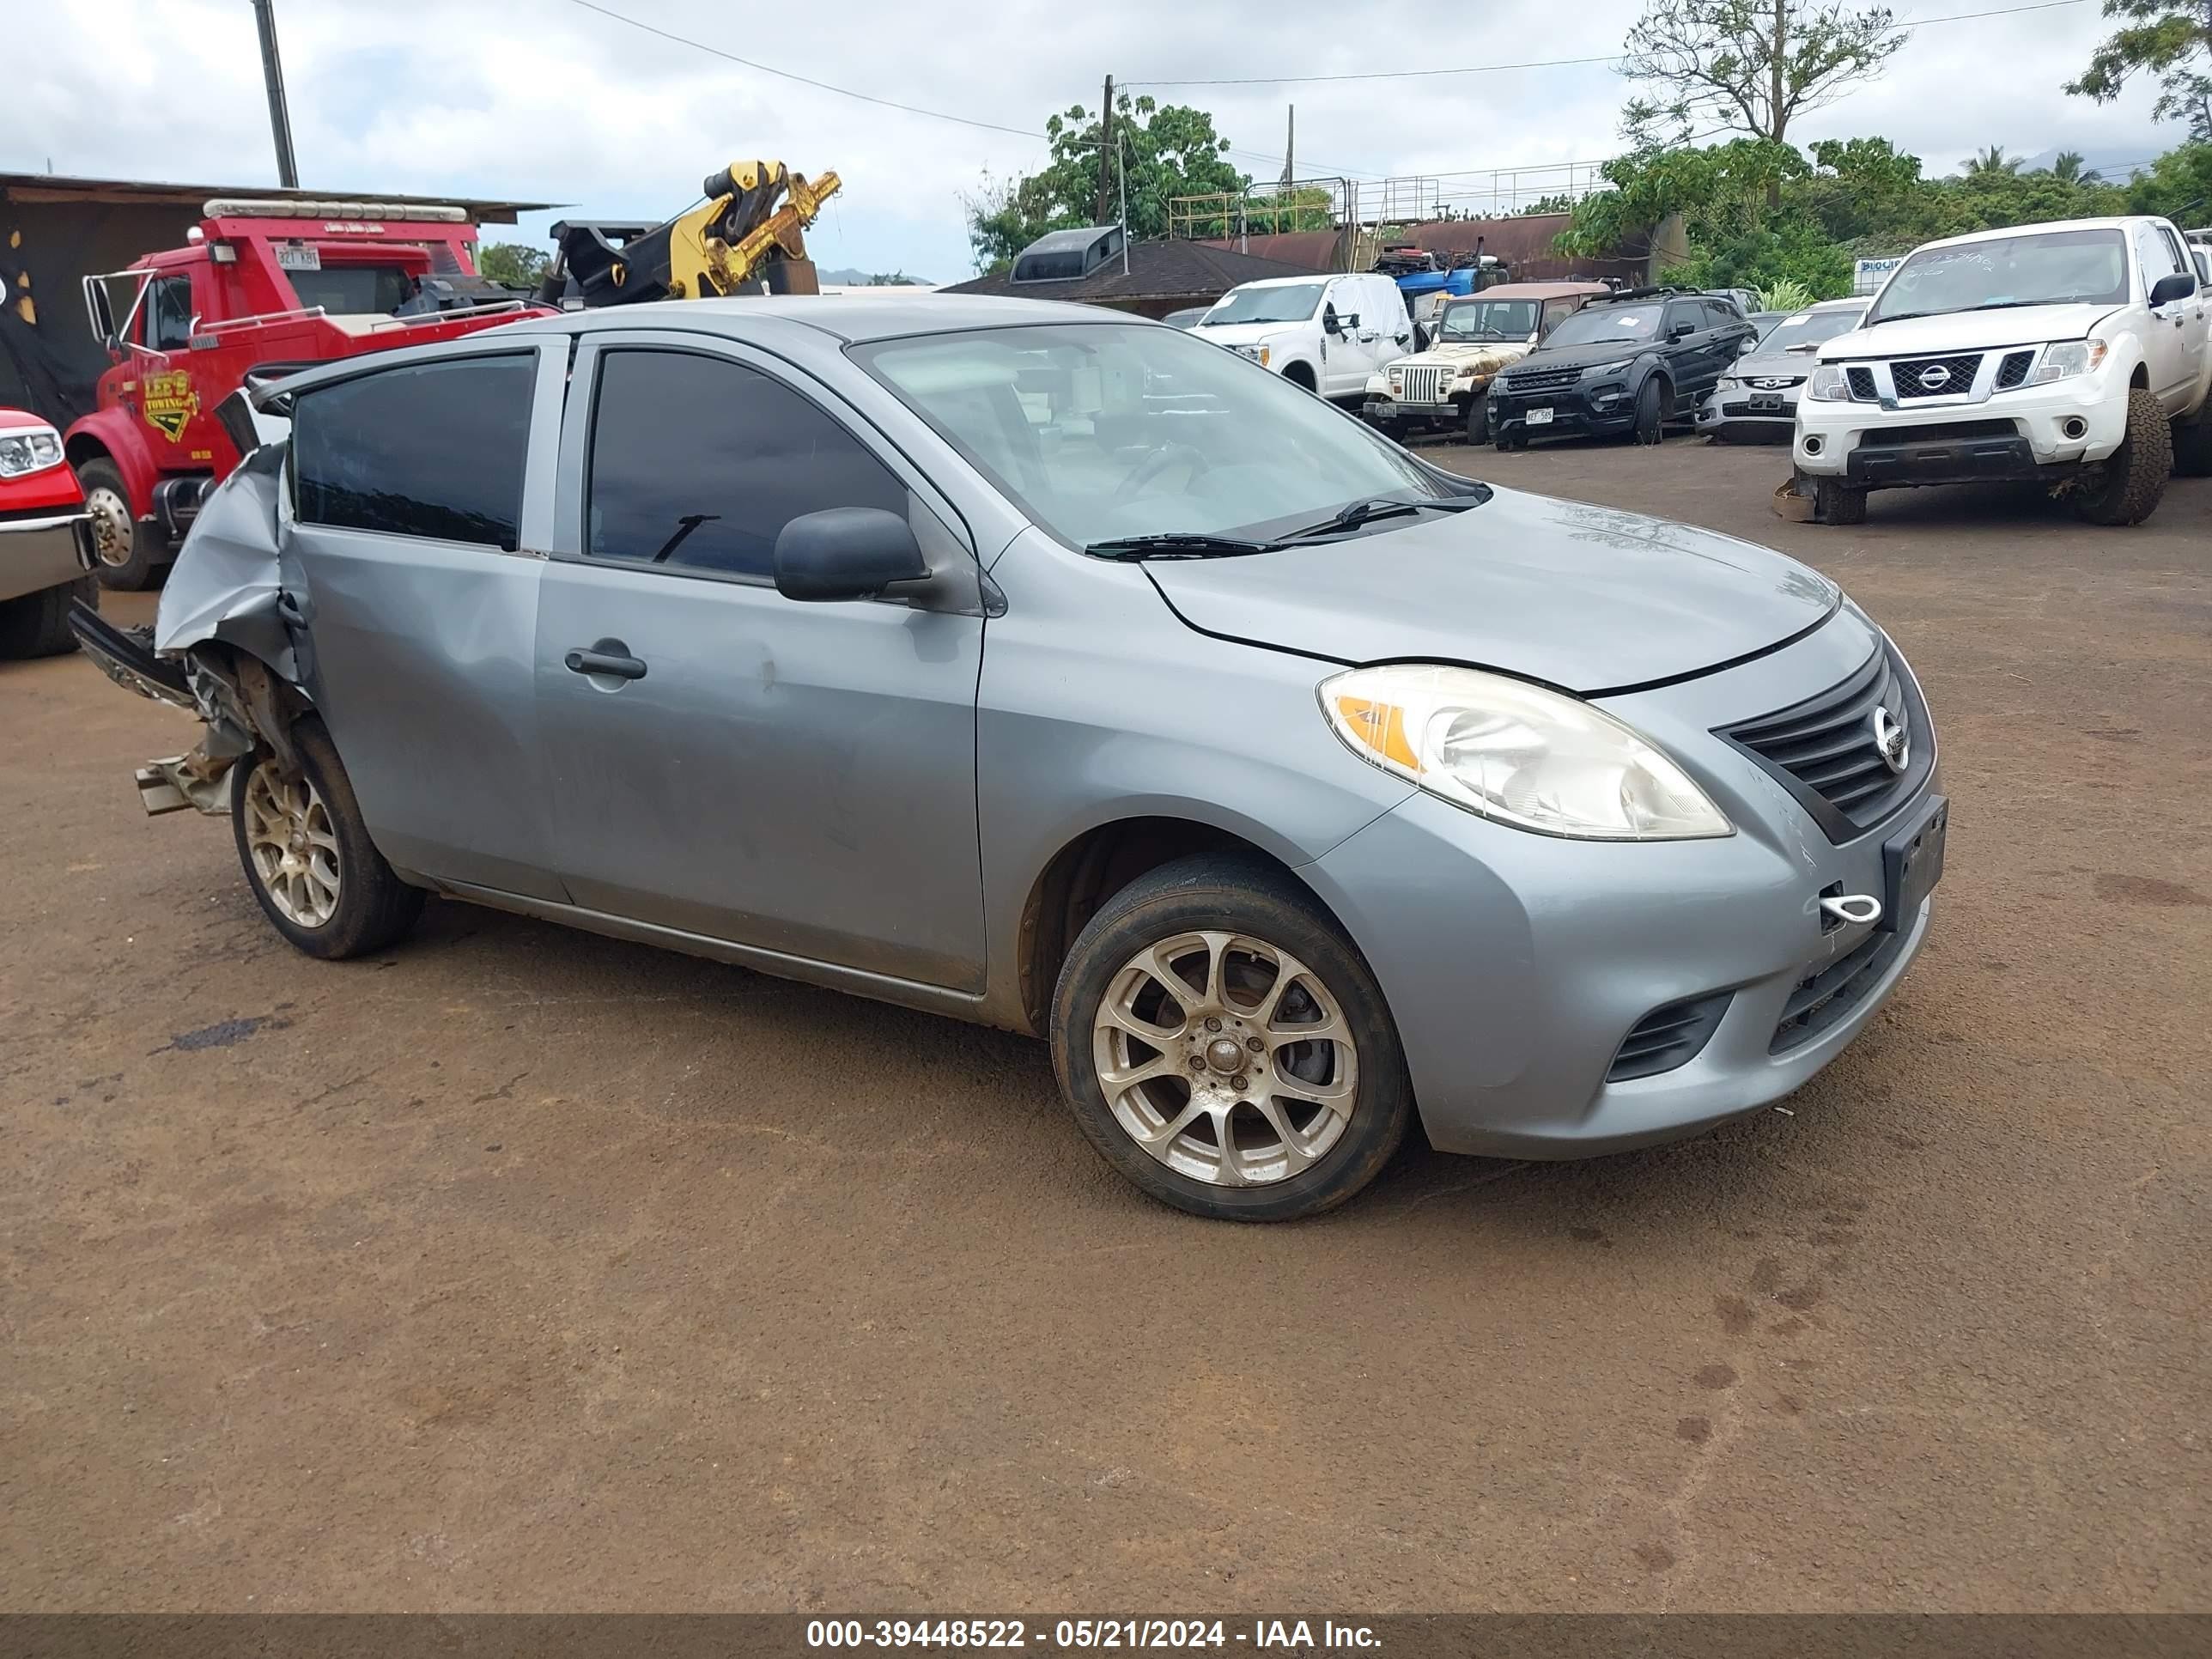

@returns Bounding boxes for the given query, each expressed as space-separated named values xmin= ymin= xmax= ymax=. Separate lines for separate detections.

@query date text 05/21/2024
xmin=805 ymin=1620 xmax=1383 ymax=1650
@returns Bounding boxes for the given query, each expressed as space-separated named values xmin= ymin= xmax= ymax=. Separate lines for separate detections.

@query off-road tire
xmin=1632 ymin=378 xmax=1668 ymax=445
xmin=2076 ymin=387 xmax=2172 ymax=525
xmin=232 ymin=714 xmax=425 ymax=960
xmin=1814 ymin=477 xmax=1868 ymax=526
xmin=1049 ymin=854 xmax=1413 ymax=1222
xmin=2170 ymin=407 xmax=2212 ymax=477
xmin=76 ymin=459 xmax=167 ymax=590
xmin=1462 ymin=392 xmax=1490 ymax=446
xmin=0 ymin=574 xmax=94 ymax=659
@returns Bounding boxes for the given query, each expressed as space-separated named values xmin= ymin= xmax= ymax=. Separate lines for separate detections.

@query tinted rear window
xmin=292 ymin=354 xmax=533 ymax=550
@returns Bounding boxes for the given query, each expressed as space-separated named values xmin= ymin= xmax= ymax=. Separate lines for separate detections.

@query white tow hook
xmin=1820 ymin=893 xmax=1883 ymax=927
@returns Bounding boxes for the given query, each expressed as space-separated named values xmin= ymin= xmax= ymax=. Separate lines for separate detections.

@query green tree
xmin=1964 ymin=144 xmax=2021 ymax=177
xmin=1619 ymin=0 xmax=1908 ymax=149
xmin=2067 ymin=0 xmax=2212 ymax=136
xmin=2045 ymin=149 xmax=2096 ymax=182
xmin=1516 ymin=192 xmax=1579 ymax=216
xmin=962 ymin=95 xmax=1249 ymax=272
xmin=2125 ymin=139 xmax=2212 ymax=218
xmin=477 ymin=242 xmax=550 ymax=288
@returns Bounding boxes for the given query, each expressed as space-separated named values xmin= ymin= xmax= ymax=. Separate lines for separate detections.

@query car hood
xmin=1142 ymin=487 xmax=1841 ymax=695
xmin=1822 ymin=302 xmax=2122 ymax=358
xmin=1390 ymin=341 xmax=1532 ymax=374
xmin=1499 ymin=338 xmax=1657 ymax=378
xmin=1730 ymin=350 xmax=1820 ymax=381
xmin=1192 ymin=320 xmax=1306 ymax=347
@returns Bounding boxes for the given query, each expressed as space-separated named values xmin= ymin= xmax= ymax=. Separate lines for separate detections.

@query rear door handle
xmin=564 ymin=640 xmax=647 ymax=681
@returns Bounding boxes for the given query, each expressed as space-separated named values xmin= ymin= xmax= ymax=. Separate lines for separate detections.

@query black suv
xmin=1487 ymin=289 xmax=1755 ymax=447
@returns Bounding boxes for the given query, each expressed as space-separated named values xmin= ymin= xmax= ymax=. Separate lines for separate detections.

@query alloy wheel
xmin=1090 ymin=929 xmax=1358 ymax=1188
xmin=242 ymin=761 xmax=342 ymax=928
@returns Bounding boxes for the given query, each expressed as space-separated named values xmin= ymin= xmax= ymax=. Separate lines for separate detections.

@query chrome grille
xmin=1892 ymin=354 xmax=1982 ymax=398
xmin=1395 ymin=365 xmax=1449 ymax=404
xmin=1719 ymin=642 xmax=1931 ymax=841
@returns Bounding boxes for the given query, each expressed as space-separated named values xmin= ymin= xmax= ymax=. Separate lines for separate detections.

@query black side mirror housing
xmin=2150 ymin=271 xmax=2196 ymax=307
xmin=774 ymin=507 xmax=927 ymax=603
xmin=1322 ymin=307 xmax=1341 ymax=336
xmin=1670 ymin=322 xmax=1697 ymax=341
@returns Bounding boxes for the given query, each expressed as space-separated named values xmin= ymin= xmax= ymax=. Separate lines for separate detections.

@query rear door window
xmin=584 ymin=348 xmax=908 ymax=580
xmin=292 ymin=353 xmax=535 ymax=550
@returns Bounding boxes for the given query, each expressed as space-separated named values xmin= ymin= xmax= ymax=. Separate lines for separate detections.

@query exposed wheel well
xmin=1282 ymin=362 xmax=1318 ymax=391
xmin=65 ymin=434 xmax=112 ymax=471
xmin=1017 ymin=817 xmax=1340 ymax=1034
xmin=2131 ymin=362 xmax=2149 ymax=390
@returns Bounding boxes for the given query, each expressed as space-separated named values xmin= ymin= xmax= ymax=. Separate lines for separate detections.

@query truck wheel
xmin=1050 ymin=854 xmax=1411 ymax=1222
xmin=1462 ymin=392 xmax=1490 ymax=446
xmin=76 ymin=459 xmax=167 ymax=590
xmin=1814 ymin=477 xmax=1867 ymax=526
xmin=0 ymin=574 xmax=96 ymax=659
xmin=232 ymin=715 xmax=425 ymax=960
xmin=2170 ymin=409 xmax=2212 ymax=477
xmin=2076 ymin=387 xmax=2172 ymax=525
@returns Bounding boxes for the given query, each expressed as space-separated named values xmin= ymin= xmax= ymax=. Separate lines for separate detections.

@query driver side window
xmin=145 ymin=275 xmax=194 ymax=351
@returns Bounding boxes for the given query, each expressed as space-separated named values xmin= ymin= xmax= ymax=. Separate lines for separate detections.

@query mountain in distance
xmin=2003 ymin=146 xmax=2162 ymax=182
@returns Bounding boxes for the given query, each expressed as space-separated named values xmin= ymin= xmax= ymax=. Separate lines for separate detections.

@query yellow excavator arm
xmin=540 ymin=161 xmax=842 ymax=307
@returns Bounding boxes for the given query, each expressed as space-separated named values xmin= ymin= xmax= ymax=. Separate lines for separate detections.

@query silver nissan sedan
xmin=76 ymin=295 xmax=1946 ymax=1221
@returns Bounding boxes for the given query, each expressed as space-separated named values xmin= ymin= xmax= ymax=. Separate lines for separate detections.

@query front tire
xmin=2075 ymin=386 xmax=2172 ymax=525
xmin=1462 ymin=392 xmax=1490 ymax=446
xmin=1049 ymin=854 xmax=1412 ymax=1221
xmin=1814 ymin=477 xmax=1867 ymax=526
xmin=1632 ymin=378 xmax=1668 ymax=445
xmin=2169 ymin=405 xmax=2212 ymax=477
xmin=232 ymin=715 xmax=424 ymax=959
xmin=76 ymin=459 xmax=167 ymax=591
xmin=0 ymin=574 xmax=95 ymax=659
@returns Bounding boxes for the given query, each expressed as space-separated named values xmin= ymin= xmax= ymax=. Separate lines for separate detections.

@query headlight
xmin=1806 ymin=363 xmax=1852 ymax=402
xmin=1717 ymin=377 xmax=1741 ymax=392
xmin=0 ymin=424 xmax=64 ymax=478
xmin=2028 ymin=339 xmax=2107 ymax=385
xmin=1319 ymin=664 xmax=1733 ymax=841
xmin=1583 ymin=359 xmax=1633 ymax=378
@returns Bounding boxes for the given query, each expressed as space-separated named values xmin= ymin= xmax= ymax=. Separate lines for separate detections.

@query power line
xmin=1124 ymin=0 xmax=2092 ymax=88
xmin=556 ymin=0 xmax=1049 ymax=139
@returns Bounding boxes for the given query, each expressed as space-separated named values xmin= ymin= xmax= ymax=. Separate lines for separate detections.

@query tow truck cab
xmin=66 ymin=200 xmax=549 ymax=586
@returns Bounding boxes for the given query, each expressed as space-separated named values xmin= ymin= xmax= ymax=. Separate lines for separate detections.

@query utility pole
xmin=1281 ymin=105 xmax=1295 ymax=193
xmin=251 ymin=0 xmax=301 ymax=189
xmin=1097 ymin=76 xmax=1115 ymax=225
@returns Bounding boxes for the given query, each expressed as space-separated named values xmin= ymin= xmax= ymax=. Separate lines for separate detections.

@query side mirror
xmin=1344 ymin=312 xmax=1361 ymax=330
xmin=2150 ymin=271 xmax=2196 ymax=307
xmin=1322 ymin=307 xmax=1341 ymax=336
xmin=1737 ymin=337 xmax=1758 ymax=356
xmin=1670 ymin=322 xmax=1697 ymax=341
xmin=774 ymin=507 xmax=926 ymax=603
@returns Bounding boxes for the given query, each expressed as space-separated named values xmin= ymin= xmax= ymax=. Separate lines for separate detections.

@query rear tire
xmin=2170 ymin=407 xmax=2212 ymax=477
xmin=0 ymin=574 xmax=94 ymax=659
xmin=76 ymin=459 xmax=167 ymax=590
xmin=231 ymin=714 xmax=424 ymax=960
xmin=1814 ymin=477 xmax=1867 ymax=526
xmin=1050 ymin=854 xmax=1411 ymax=1222
xmin=2076 ymin=387 xmax=2172 ymax=525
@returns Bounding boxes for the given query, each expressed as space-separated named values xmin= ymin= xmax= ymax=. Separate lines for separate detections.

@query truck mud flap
xmin=68 ymin=599 xmax=193 ymax=708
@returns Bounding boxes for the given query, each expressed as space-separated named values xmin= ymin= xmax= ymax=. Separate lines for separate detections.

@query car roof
xmin=504 ymin=292 xmax=1132 ymax=346
xmin=1218 ymin=274 xmax=1337 ymax=291
xmin=1449 ymin=282 xmax=1612 ymax=301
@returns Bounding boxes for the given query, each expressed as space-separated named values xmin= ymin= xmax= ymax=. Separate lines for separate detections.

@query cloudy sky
xmin=4 ymin=0 xmax=2183 ymax=281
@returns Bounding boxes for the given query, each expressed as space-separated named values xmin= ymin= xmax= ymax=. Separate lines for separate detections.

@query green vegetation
xmin=2067 ymin=0 xmax=2212 ymax=136
xmin=1619 ymin=0 xmax=1906 ymax=149
xmin=1556 ymin=134 xmax=2158 ymax=300
xmin=962 ymin=95 xmax=1249 ymax=272
xmin=476 ymin=242 xmax=550 ymax=289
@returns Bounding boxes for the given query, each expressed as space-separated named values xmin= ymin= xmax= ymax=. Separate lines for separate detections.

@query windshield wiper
xmin=1280 ymin=495 xmax=1483 ymax=541
xmin=1086 ymin=532 xmax=1281 ymax=561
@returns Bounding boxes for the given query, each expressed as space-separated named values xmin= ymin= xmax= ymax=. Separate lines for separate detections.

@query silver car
xmin=79 ymin=296 xmax=1946 ymax=1221
xmin=1697 ymin=297 xmax=1872 ymax=442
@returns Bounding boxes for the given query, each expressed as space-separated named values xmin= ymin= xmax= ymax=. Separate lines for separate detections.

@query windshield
xmin=1201 ymin=282 xmax=1327 ymax=326
xmin=1544 ymin=302 xmax=1663 ymax=347
xmin=1759 ymin=307 xmax=1869 ymax=352
xmin=1867 ymin=228 xmax=2128 ymax=322
xmin=1437 ymin=299 xmax=1539 ymax=342
xmin=854 ymin=323 xmax=1458 ymax=550
xmin=289 ymin=263 xmax=420 ymax=315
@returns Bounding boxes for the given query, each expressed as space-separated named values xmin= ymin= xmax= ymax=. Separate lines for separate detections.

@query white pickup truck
xmin=1794 ymin=216 xmax=2212 ymax=525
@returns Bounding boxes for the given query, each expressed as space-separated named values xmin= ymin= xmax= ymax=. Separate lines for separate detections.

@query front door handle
xmin=564 ymin=639 xmax=647 ymax=681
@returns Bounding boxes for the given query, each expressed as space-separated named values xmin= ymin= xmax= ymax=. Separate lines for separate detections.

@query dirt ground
xmin=3 ymin=438 xmax=2206 ymax=1613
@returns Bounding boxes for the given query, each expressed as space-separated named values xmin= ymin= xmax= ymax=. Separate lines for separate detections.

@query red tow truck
xmin=68 ymin=198 xmax=552 ymax=586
